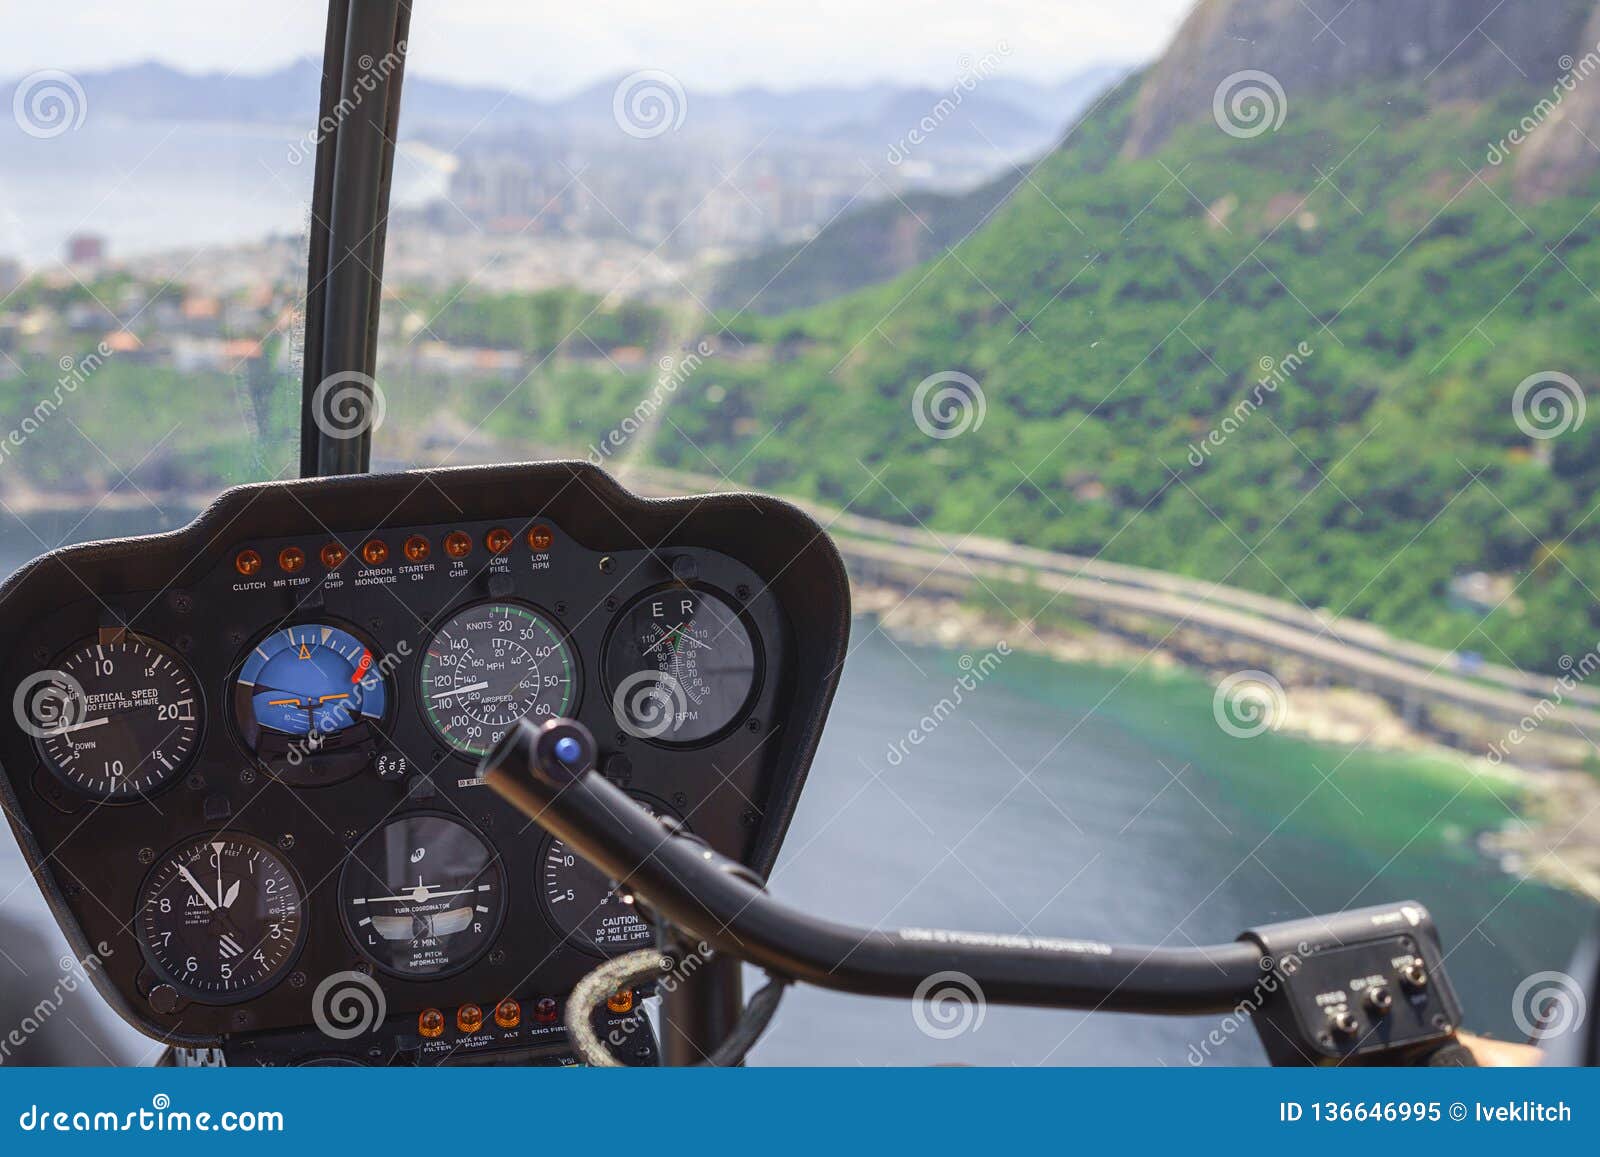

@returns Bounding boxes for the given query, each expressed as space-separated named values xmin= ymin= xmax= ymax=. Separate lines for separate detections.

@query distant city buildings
xmin=437 ymin=144 xmax=886 ymax=254
xmin=65 ymin=233 xmax=107 ymax=267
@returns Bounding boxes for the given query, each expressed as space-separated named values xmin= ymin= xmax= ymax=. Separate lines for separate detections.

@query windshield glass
xmin=0 ymin=5 xmax=332 ymax=570
xmin=0 ymin=4 xmax=331 ymax=1063
xmin=373 ymin=0 xmax=1600 ymax=1064
xmin=3 ymin=0 xmax=1597 ymax=1069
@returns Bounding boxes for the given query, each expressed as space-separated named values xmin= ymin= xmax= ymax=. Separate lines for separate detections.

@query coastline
xmin=851 ymin=581 xmax=1600 ymax=904
xmin=2 ymin=488 xmax=1594 ymax=904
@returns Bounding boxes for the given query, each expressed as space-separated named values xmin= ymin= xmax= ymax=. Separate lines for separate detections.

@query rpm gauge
xmin=136 ymin=833 xmax=305 ymax=1003
xmin=419 ymin=602 xmax=576 ymax=757
xmin=340 ymin=814 xmax=505 ymax=979
xmin=28 ymin=637 xmax=200 ymax=801
xmin=604 ymin=587 xmax=760 ymax=745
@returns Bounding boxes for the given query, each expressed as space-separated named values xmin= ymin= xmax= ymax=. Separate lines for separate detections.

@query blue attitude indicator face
xmin=237 ymin=624 xmax=388 ymax=739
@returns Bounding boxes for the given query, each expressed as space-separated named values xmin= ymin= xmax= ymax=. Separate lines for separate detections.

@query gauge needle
xmin=177 ymin=864 xmax=218 ymax=911
xmin=646 ymin=624 xmax=712 ymax=655
xmin=431 ymin=682 xmax=488 ymax=699
xmin=644 ymin=625 xmax=686 ymax=655
xmin=361 ymin=885 xmax=477 ymax=902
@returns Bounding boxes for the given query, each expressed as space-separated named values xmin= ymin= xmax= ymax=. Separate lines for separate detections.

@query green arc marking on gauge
xmin=419 ymin=602 xmax=577 ymax=757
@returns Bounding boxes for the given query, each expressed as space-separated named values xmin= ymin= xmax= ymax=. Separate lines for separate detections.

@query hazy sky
xmin=2 ymin=1 xmax=1193 ymax=94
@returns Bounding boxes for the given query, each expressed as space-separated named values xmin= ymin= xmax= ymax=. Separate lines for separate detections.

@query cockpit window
xmin=4 ymin=1 xmax=1599 ymax=1070
xmin=0 ymin=6 xmax=326 ymax=565
xmin=369 ymin=4 xmax=1182 ymax=471
xmin=367 ymin=1 xmax=1600 ymax=1063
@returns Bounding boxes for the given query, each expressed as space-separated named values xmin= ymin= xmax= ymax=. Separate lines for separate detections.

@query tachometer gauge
xmin=233 ymin=623 xmax=390 ymax=786
xmin=136 ymin=833 xmax=305 ymax=1003
xmin=340 ymin=814 xmax=505 ymax=979
xmin=28 ymin=637 xmax=200 ymax=801
xmin=540 ymin=798 xmax=674 ymax=955
xmin=419 ymin=602 xmax=576 ymax=757
xmin=604 ymin=587 xmax=760 ymax=745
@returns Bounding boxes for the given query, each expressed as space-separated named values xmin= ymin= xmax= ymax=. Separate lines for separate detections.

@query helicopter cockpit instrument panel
xmin=0 ymin=463 xmax=850 ymax=1065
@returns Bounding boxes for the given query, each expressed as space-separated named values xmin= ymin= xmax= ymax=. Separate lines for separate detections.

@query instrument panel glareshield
xmin=0 ymin=463 xmax=849 ymax=1059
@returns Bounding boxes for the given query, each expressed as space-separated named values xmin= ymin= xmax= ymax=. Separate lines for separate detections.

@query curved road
xmin=622 ymin=465 xmax=1600 ymax=740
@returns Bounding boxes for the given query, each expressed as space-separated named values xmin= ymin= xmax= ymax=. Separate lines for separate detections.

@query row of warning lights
xmin=234 ymin=526 xmax=556 ymax=577
xmin=417 ymin=988 xmax=636 ymax=1039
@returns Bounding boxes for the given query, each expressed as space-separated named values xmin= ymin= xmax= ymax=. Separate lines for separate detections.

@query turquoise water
xmin=0 ymin=508 xmax=1591 ymax=1064
xmin=750 ymin=631 xmax=1592 ymax=1065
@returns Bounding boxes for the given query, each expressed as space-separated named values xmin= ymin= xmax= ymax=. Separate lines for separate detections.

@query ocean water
xmin=750 ymin=634 xmax=1593 ymax=1064
xmin=0 ymin=507 xmax=1591 ymax=1065
xmin=0 ymin=119 xmax=447 ymax=265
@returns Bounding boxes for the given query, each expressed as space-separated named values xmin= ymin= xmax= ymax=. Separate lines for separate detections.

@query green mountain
xmin=705 ymin=68 xmax=1132 ymax=315
xmin=649 ymin=0 xmax=1600 ymax=674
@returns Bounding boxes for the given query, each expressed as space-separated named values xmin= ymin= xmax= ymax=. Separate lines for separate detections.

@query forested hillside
xmin=651 ymin=1 xmax=1600 ymax=673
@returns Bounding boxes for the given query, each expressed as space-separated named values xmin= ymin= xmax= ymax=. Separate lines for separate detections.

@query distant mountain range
xmin=0 ymin=58 xmax=1130 ymax=158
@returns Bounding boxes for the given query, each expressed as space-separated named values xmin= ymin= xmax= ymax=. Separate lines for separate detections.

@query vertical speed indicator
xmin=29 ymin=637 xmax=200 ymax=801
